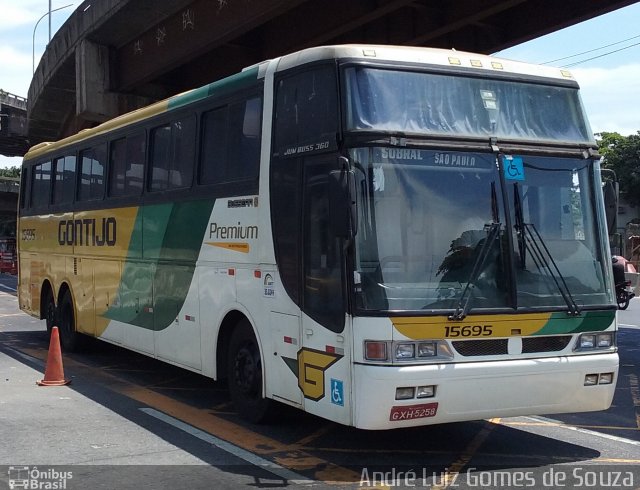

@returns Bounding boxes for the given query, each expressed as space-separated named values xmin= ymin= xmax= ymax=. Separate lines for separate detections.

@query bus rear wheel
xmin=58 ymin=290 xmax=81 ymax=352
xmin=227 ymin=320 xmax=275 ymax=423
xmin=44 ymin=289 xmax=56 ymax=334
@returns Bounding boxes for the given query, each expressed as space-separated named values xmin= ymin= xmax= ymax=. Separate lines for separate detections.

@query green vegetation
xmin=0 ymin=166 xmax=20 ymax=178
xmin=597 ymin=131 xmax=640 ymax=208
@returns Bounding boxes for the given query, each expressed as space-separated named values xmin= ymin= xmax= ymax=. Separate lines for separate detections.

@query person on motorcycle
xmin=612 ymin=256 xmax=626 ymax=286
xmin=612 ymin=256 xmax=635 ymax=309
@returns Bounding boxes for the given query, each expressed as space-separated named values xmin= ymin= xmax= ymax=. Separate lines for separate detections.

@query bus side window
xmin=78 ymin=144 xmax=106 ymax=201
xmin=302 ymin=157 xmax=345 ymax=333
xmin=31 ymin=161 xmax=52 ymax=208
xmin=200 ymin=95 xmax=262 ymax=186
xmin=228 ymin=96 xmax=261 ymax=181
xmin=53 ymin=155 xmax=76 ymax=204
xmin=109 ymin=138 xmax=127 ymax=196
xmin=149 ymin=117 xmax=195 ymax=192
xmin=200 ymin=107 xmax=227 ymax=185
xmin=109 ymin=132 xmax=145 ymax=197
xmin=274 ymin=65 xmax=338 ymax=153
xmin=126 ymin=133 xmax=146 ymax=194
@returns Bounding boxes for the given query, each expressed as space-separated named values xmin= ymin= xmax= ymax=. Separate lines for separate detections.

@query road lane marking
xmin=292 ymin=424 xmax=334 ymax=447
xmin=0 ymin=284 xmax=17 ymax=292
xmin=501 ymin=420 xmax=639 ymax=431
xmin=140 ymin=407 xmax=312 ymax=484
xmin=629 ymin=374 xmax=640 ymax=430
xmin=524 ymin=416 xmax=640 ymax=446
xmin=431 ymin=419 xmax=500 ymax=490
xmin=596 ymin=457 xmax=640 ymax=463
xmin=119 ymin=385 xmax=362 ymax=483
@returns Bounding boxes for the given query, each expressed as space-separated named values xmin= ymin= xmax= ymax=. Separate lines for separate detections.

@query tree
xmin=0 ymin=166 xmax=20 ymax=178
xmin=596 ymin=131 xmax=640 ymax=208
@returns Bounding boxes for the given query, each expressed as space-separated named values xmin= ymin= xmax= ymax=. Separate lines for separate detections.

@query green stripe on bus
xmin=167 ymin=66 xmax=260 ymax=110
xmin=534 ymin=310 xmax=615 ymax=335
xmin=104 ymin=199 xmax=215 ymax=330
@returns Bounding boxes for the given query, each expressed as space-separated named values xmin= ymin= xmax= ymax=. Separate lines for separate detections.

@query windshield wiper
xmin=449 ymin=183 xmax=502 ymax=321
xmin=449 ymin=222 xmax=501 ymax=321
xmin=513 ymin=183 xmax=581 ymax=316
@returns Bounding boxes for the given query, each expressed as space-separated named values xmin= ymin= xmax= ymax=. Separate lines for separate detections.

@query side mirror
xmin=602 ymin=180 xmax=618 ymax=236
xmin=328 ymin=158 xmax=357 ymax=238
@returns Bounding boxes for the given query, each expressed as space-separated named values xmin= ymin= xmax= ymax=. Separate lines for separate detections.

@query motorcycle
xmin=612 ymin=256 xmax=635 ymax=310
xmin=616 ymin=279 xmax=635 ymax=310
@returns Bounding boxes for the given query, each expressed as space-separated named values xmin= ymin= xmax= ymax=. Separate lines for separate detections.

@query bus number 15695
xmin=444 ymin=325 xmax=493 ymax=337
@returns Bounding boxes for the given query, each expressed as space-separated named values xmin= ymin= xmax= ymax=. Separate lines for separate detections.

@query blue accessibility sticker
xmin=330 ymin=378 xmax=344 ymax=406
xmin=503 ymin=155 xmax=525 ymax=181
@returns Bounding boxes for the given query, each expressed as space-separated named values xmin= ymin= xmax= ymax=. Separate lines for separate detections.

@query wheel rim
xmin=233 ymin=343 xmax=261 ymax=398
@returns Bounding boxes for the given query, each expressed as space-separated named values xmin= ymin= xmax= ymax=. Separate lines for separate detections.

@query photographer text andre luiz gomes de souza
xmin=359 ymin=467 xmax=636 ymax=488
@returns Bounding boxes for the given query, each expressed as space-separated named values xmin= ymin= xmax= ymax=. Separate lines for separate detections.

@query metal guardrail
xmin=0 ymin=90 xmax=27 ymax=111
xmin=0 ymin=178 xmax=19 ymax=194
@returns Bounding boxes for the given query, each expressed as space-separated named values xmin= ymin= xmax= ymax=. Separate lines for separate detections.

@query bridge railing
xmin=0 ymin=91 xmax=27 ymax=111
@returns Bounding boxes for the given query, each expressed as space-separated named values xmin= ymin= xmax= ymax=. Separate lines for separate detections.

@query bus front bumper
xmin=352 ymin=353 xmax=619 ymax=430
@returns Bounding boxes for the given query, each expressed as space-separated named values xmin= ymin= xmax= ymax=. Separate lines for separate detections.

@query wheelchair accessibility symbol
xmin=330 ymin=378 xmax=344 ymax=406
xmin=503 ymin=155 xmax=525 ymax=181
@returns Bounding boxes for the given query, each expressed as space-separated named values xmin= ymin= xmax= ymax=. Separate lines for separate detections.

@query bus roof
xmin=274 ymin=44 xmax=576 ymax=82
xmin=24 ymin=44 xmax=577 ymax=162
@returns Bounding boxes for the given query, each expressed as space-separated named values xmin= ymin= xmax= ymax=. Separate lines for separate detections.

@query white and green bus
xmin=19 ymin=45 xmax=618 ymax=429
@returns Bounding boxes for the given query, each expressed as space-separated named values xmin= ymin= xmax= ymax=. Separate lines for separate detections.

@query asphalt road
xmin=0 ymin=273 xmax=638 ymax=489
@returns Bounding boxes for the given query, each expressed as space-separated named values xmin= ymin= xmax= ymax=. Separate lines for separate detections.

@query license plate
xmin=389 ymin=402 xmax=438 ymax=421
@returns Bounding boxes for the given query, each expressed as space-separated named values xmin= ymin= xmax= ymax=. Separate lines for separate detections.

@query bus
xmin=0 ymin=237 xmax=17 ymax=274
xmin=18 ymin=45 xmax=618 ymax=429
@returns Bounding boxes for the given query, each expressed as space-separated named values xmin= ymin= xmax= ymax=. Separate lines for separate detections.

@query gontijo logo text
xmin=58 ymin=217 xmax=117 ymax=247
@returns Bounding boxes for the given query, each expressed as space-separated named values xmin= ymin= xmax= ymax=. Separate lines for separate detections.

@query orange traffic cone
xmin=37 ymin=326 xmax=71 ymax=386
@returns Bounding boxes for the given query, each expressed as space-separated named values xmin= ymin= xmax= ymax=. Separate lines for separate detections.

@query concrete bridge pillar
xmin=76 ymin=39 xmax=118 ymax=123
xmin=76 ymin=39 xmax=152 ymax=124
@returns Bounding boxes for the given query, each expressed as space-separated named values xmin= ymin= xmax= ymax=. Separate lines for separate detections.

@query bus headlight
xmin=584 ymin=372 xmax=615 ymax=386
xmin=597 ymin=333 xmax=613 ymax=348
xmin=395 ymin=343 xmax=415 ymax=359
xmin=395 ymin=387 xmax=415 ymax=400
xmin=416 ymin=385 xmax=436 ymax=398
xmin=598 ymin=372 xmax=614 ymax=384
xmin=364 ymin=340 xmax=453 ymax=364
xmin=418 ymin=342 xmax=437 ymax=357
xmin=584 ymin=374 xmax=599 ymax=386
xmin=575 ymin=332 xmax=616 ymax=352
xmin=579 ymin=334 xmax=596 ymax=349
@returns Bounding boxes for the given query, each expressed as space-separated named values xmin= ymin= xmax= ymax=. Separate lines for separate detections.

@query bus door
xmin=299 ymin=157 xmax=352 ymax=425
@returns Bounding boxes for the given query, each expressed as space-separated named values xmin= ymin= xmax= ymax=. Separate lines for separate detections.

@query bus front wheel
xmin=58 ymin=290 xmax=81 ymax=352
xmin=227 ymin=320 xmax=275 ymax=423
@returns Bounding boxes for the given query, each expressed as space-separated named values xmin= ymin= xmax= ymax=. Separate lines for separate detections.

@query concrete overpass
xmin=24 ymin=0 xmax=639 ymax=149
xmin=0 ymin=177 xmax=19 ymax=238
xmin=0 ymin=91 xmax=28 ymax=157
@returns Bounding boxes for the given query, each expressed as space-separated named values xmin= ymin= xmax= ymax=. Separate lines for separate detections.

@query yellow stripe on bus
xmin=392 ymin=313 xmax=551 ymax=339
xmin=24 ymin=101 xmax=170 ymax=160
xmin=205 ymin=242 xmax=251 ymax=253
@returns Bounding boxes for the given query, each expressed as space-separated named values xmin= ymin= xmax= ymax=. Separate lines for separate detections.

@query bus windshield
xmin=349 ymin=148 xmax=612 ymax=313
xmin=344 ymin=66 xmax=594 ymax=144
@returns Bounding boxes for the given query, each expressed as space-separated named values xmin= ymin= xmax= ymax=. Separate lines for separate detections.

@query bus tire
xmin=44 ymin=288 xmax=56 ymax=335
xmin=58 ymin=290 xmax=82 ymax=352
xmin=227 ymin=319 xmax=275 ymax=423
